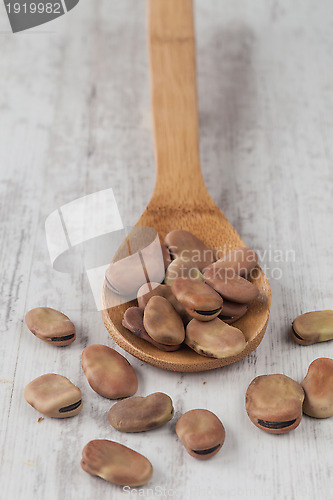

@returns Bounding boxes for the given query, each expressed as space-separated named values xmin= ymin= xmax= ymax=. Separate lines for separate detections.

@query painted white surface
xmin=0 ymin=1 xmax=332 ymax=499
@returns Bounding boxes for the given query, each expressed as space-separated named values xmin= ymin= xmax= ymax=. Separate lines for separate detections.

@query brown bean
xmin=165 ymin=229 xmax=215 ymax=271
xmin=204 ymin=268 xmax=259 ymax=304
xmin=144 ymin=296 xmax=185 ymax=345
xmin=25 ymin=307 xmax=75 ymax=346
xmin=82 ymin=345 xmax=138 ymax=399
xmin=301 ymin=358 xmax=333 ymax=418
xmin=171 ymin=277 xmax=223 ymax=321
xmin=176 ymin=409 xmax=225 ymax=460
xmin=218 ymin=315 xmax=246 ymax=324
xmin=185 ymin=318 xmax=246 ymax=358
xmin=164 ymin=257 xmax=203 ymax=286
xmin=24 ymin=373 xmax=82 ymax=418
xmin=292 ymin=310 xmax=333 ymax=345
xmin=161 ymin=243 xmax=172 ymax=270
xmin=220 ymin=300 xmax=249 ymax=318
xmin=122 ymin=307 xmax=182 ymax=351
xmin=108 ymin=392 xmax=174 ymax=432
xmin=137 ymin=282 xmax=191 ymax=324
xmin=245 ymin=374 xmax=304 ymax=434
xmin=218 ymin=302 xmax=249 ymax=324
xmin=206 ymin=247 xmax=258 ymax=278
xmin=137 ymin=282 xmax=172 ymax=308
xmin=81 ymin=440 xmax=153 ymax=486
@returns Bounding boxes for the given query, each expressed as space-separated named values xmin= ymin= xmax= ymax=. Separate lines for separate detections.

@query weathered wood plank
xmin=0 ymin=0 xmax=332 ymax=499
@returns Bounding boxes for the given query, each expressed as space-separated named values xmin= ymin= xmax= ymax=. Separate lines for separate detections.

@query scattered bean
xmin=82 ymin=345 xmax=138 ymax=399
xmin=245 ymin=374 xmax=304 ymax=434
xmin=301 ymin=358 xmax=333 ymax=418
xmin=25 ymin=307 xmax=75 ymax=346
xmin=24 ymin=373 xmax=82 ymax=418
xmin=176 ymin=409 xmax=225 ymax=460
xmin=81 ymin=440 xmax=153 ymax=486
xmin=108 ymin=392 xmax=174 ymax=432
xmin=292 ymin=310 xmax=333 ymax=345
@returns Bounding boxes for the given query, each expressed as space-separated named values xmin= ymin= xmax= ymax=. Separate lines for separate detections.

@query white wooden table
xmin=1 ymin=1 xmax=332 ymax=499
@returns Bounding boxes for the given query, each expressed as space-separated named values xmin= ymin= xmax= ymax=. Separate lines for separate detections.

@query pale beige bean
xmin=144 ymin=296 xmax=185 ymax=345
xmin=81 ymin=440 xmax=153 ymax=486
xmin=165 ymin=229 xmax=215 ymax=271
xmin=176 ymin=409 xmax=225 ymax=460
xmin=105 ymin=252 xmax=147 ymax=295
xmin=122 ymin=307 xmax=182 ymax=351
xmin=171 ymin=277 xmax=223 ymax=321
xmin=301 ymin=358 xmax=333 ymax=418
xmin=82 ymin=345 xmax=138 ymax=399
xmin=185 ymin=318 xmax=246 ymax=358
xmin=292 ymin=310 xmax=333 ymax=345
xmin=245 ymin=374 xmax=304 ymax=434
xmin=108 ymin=392 xmax=174 ymax=432
xmin=207 ymin=247 xmax=258 ymax=278
xmin=25 ymin=307 xmax=75 ymax=346
xmin=105 ymin=240 xmax=165 ymax=296
xmin=204 ymin=268 xmax=259 ymax=304
xmin=24 ymin=373 xmax=82 ymax=418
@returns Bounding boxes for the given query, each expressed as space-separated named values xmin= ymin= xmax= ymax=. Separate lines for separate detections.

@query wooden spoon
xmin=101 ymin=0 xmax=271 ymax=372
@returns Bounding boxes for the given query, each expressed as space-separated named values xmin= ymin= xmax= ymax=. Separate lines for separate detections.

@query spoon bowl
xmin=101 ymin=0 xmax=271 ymax=372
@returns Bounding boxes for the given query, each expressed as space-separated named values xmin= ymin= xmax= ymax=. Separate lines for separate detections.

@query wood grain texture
xmin=0 ymin=0 xmax=332 ymax=499
xmin=102 ymin=0 xmax=271 ymax=372
xmin=148 ymin=0 xmax=204 ymax=204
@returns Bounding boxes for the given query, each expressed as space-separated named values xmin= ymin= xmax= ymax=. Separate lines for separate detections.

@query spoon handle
xmin=147 ymin=0 xmax=209 ymax=205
